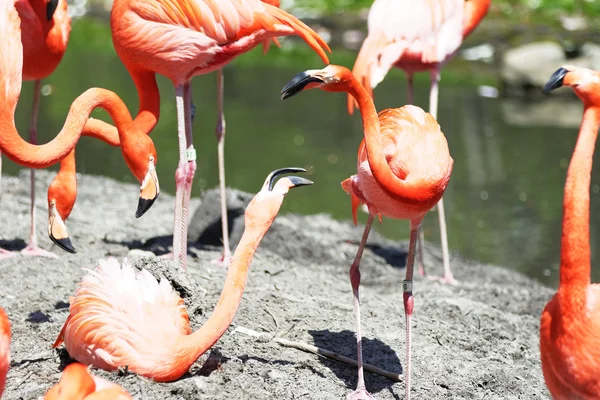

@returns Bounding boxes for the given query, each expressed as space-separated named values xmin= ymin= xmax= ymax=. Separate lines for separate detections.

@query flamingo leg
xmin=403 ymin=223 xmax=419 ymax=400
xmin=426 ymin=68 xmax=455 ymax=285
xmin=0 ymin=151 xmax=16 ymax=260
xmin=347 ymin=214 xmax=376 ymax=400
xmin=179 ymin=82 xmax=196 ymax=268
xmin=211 ymin=68 xmax=232 ymax=266
xmin=22 ymin=80 xmax=58 ymax=259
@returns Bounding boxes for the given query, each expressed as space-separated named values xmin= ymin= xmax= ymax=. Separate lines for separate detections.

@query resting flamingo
xmin=0 ymin=0 xmax=71 ymax=259
xmin=44 ymin=363 xmax=132 ymax=399
xmin=348 ymin=0 xmax=491 ymax=284
xmin=52 ymin=168 xmax=312 ymax=381
xmin=540 ymin=66 xmax=600 ymax=399
xmin=107 ymin=0 xmax=329 ymax=269
xmin=281 ymin=65 xmax=453 ymax=400
xmin=0 ymin=0 xmax=159 ymax=231
xmin=0 ymin=307 xmax=9 ymax=398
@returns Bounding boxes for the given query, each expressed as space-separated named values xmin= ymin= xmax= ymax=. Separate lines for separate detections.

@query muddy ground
xmin=0 ymin=170 xmax=552 ymax=399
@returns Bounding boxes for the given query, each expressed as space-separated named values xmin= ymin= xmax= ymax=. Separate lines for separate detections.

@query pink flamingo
xmin=348 ymin=0 xmax=491 ymax=284
xmin=0 ymin=307 xmax=9 ymax=398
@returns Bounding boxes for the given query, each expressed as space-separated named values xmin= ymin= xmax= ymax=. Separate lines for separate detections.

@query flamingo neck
xmin=462 ymin=0 xmax=491 ymax=39
xmin=175 ymin=214 xmax=276 ymax=378
xmin=559 ymin=106 xmax=599 ymax=293
xmin=345 ymin=76 xmax=441 ymax=207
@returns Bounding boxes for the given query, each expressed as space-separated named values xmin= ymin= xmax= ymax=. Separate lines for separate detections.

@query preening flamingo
xmin=0 ymin=0 xmax=71 ymax=260
xmin=44 ymin=363 xmax=132 ymax=400
xmin=0 ymin=0 xmax=159 ymax=229
xmin=281 ymin=65 xmax=453 ymax=400
xmin=109 ymin=0 xmax=330 ymax=269
xmin=52 ymin=168 xmax=312 ymax=381
xmin=540 ymin=66 xmax=600 ymax=399
xmin=0 ymin=307 xmax=10 ymax=398
xmin=348 ymin=0 xmax=491 ymax=284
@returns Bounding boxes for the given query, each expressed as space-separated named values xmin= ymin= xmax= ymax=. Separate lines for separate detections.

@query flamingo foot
xmin=21 ymin=243 xmax=59 ymax=259
xmin=427 ymin=273 xmax=458 ymax=286
xmin=210 ymin=253 xmax=232 ymax=267
xmin=347 ymin=388 xmax=376 ymax=400
xmin=0 ymin=248 xmax=16 ymax=261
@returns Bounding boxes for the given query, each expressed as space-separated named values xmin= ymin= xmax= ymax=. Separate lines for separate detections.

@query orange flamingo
xmin=0 ymin=0 xmax=71 ymax=260
xmin=281 ymin=65 xmax=453 ymax=400
xmin=44 ymin=363 xmax=132 ymax=400
xmin=52 ymin=168 xmax=312 ymax=381
xmin=0 ymin=0 xmax=160 ymax=230
xmin=348 ymin=0 xmax=491 ymax=284
xmin=540 ymin=66 xmax=600 ymax=399
xmin=0 ymin=307 xmax=10 ymax=398
xmin=106 ymin=0 xmax=329 ymax=269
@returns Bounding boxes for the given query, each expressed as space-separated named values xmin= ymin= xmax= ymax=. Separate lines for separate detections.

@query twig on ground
xmin=233 ymin=325 xmax=402 ymax=382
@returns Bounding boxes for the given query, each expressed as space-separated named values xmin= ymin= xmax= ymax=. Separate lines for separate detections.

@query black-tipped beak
xmin=266 ymin=167 xmax=312 ymax=190
xmin=47 ymin=0 xmax=59 ymax=21
xmin=50 ymin=236 xmax=76 ymax=254
xmin=136 ymin=195 xmax=158 ymax=218
xmin=544 ymin=68 xmax=569 ymax=94
xmin=281 ymin=71 xmax=324 ymax=100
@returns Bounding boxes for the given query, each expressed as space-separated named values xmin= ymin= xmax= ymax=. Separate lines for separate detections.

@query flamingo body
xmin=0 ymin=307 xmax=10 ymax=398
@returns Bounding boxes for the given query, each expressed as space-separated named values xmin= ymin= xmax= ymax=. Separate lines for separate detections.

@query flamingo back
xmin=0 ymin=0 xmax=24 ymax=115
xmin=111 ymin=0 xmax=329 ymax=84
xmin=351 ymin=0 xmax=464 ymax=94
xmin=0 ymin=307 xmax=10 ymax=398
xmin=55 ymin=258 xmax=191 ymax=372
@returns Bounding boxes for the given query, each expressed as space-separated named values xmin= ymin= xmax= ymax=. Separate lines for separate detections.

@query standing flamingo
xmin=0 ymin=0 xmax=160 ymax=227
xmin=540 ymin=66 xmax=600 ymax=398
xmin=44 ymin=363 xmax=132 ymax=399
xmin=52 ymin=168 xmax=312 ymax=380
xmin=281 ymin=65 xmax=453 ymax=400
xmin=0 ymin=307 xmax=9 ymax=398
xmin=348 ymin=0 xmax=491 ymax=284
xmin=0 ymin=0 xmax=71 ymax=259
xmin=109 ymin=0 xmax=330 ymax=269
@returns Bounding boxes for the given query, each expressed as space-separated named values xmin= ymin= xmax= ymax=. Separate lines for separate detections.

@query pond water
xmin=5 ymin=18 xmax=599 ymax=288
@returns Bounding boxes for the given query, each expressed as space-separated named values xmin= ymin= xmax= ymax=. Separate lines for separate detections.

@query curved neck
xmin=345 ymin=76 xmax=442 ymax=207
xmin=462 ymin=0 xmax=491 ymax=39
xmin=0 ymin=88 xmax=134 ymax=168
xmin=175 ymin=212 xmax=276 ymax=378
xmin=559 ymin=106 xmax=599 ymax=291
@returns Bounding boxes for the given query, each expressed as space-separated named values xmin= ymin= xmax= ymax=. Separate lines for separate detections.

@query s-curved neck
xmin=345 ymin=74 xmax=442 ymax=207
xmin=559 ymin=106 xmax=599 ymax=292
xmin=175 ymin=211 xmax=277 ymax=380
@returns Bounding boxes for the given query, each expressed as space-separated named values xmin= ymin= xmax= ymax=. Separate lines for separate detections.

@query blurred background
xmin=6 ymin=0 xmax=600 ymax=287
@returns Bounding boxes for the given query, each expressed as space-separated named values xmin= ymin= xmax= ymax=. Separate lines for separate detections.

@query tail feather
xmin=253 ymin=4 xmax=331 ymax=64
xmin=1 ymin=0 xmax=24 ymax=114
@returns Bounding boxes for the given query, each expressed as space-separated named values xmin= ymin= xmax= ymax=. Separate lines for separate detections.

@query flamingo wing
xmin=112 ymin=0 xmax=329 ymax=83
xmin=56 ymin=258 xmax=191 ymax=371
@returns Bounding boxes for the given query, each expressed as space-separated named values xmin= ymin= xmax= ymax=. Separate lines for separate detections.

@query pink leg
xmin=347 ymin=215 xmax=376 ymax=400
xmin=425 ymin=68 xmax=456 ymax=285
xmin=179 ymin=82 xmax=196 ymax=269
xmin=170 ymin=84 xmax=188 ymax=268
xmin=403 ymin=222 xmax=421 ymax=400
xmin=211 ymin=69 xmax=232 ymax=266
xmin=21 ymin=80 xmax=58 ymax=259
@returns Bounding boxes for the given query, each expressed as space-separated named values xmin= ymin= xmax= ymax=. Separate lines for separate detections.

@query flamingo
xmin=281 ymin=65 xmax=453 ymax=400
xmin=105 ymin=0 xmax=330 ymax=269
xmin=0 ymin=0 xmax=71 ymax=260
xmin=44 ymin=363 xmax=132 ymax=400
xmin=52 ymin=167 xmax=312 ymax=381
xmin=0 ymin=307 xmax=9 ymax=398
xmin=0 ymin=0 xmax=160 ymax=229
xmin=540 ymin=66 xmax=600 ymax=399
xmin=348 ymin=0 xmax=491 ymax=284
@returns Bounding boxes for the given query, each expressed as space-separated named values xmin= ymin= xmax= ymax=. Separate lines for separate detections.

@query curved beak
xmin=281 ymin=70 xmax=324 ymax=100
xmin=48 ymin=203 xmax=76 ymax=254
xmin=544 ymin=68 xmax=569 ymax=94
xmin=136 ymin=160 xmax=160 ymax=218
xmin=46 ymin=0 xmax=59 ymax=21
xmin=263 ymin=167 xmax=314 ymax=191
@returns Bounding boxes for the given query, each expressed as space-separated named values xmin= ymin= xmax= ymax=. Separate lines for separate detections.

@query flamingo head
xmin=544 ymin=65 xmax=600 ymax=106
xmin=121 ymin=138 xmax=160 ymax=219
xmin=280 ymin=65 xmax=353 ymax=99
xmin=244 ymin=168 xmax=313 ymax=228
xmin=25 ymin=0 xmax=60 ymax=22
xmin=47 ymin=168 xmax=77 ymax=254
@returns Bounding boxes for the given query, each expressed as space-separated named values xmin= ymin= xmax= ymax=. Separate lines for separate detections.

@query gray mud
xmin=0 ymin=171 xmax=552 ymax=399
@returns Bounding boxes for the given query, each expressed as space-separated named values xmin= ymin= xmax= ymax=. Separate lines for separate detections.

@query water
xmin=5 ymin=18 xmax=599 ymax=288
